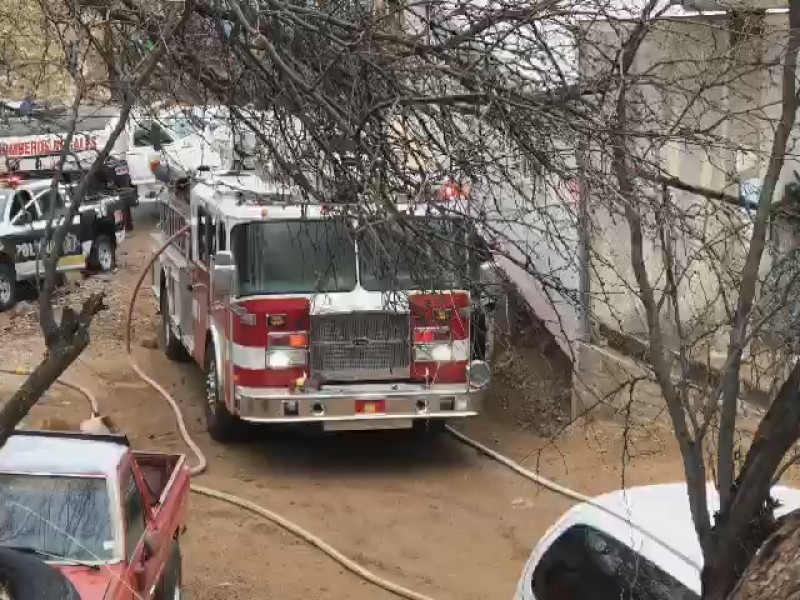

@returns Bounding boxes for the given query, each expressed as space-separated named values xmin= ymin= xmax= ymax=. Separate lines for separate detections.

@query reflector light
xmin=268 ymin=331 xmax=308 ymax=348
xmin=149 ymin=159 xmax=161 ymax=173
xmin=268 ymin=314 xmax=287 ymax=327
xmin=433 ymin=308 xmax=450 ymax=323
xmin=289 ymin=333 xmax=307 ymax=348
xmin=356 ymin=399 xmax=386 ymax=414
xmin=413 ymin=327 xmax=450 ymax=344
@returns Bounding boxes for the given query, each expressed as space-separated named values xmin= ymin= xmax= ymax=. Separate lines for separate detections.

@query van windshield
xmin=232 ymin=219 xmax=357 ymax=295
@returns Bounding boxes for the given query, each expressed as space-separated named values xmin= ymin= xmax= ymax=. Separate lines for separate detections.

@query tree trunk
xmin=0 ymin=294 xmax=105 ymax=447
xmin=731 ymin=511 xmax=800 ymax=598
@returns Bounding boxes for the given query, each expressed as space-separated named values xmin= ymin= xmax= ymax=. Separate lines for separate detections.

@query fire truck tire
xmin=205 ymin=341 xmax=241 ymax=442
xmin=0 ymin=263 xmax=17 ymax=312
xmin=88 ymin=234 xmax=116 ymax=272
xmin=155 ymin=540 xmax=182 ymax=600
xmin=0 ymin=548 xmax=80 ymax=599
xmin=161 ymin=291 xmax=188 ymax=361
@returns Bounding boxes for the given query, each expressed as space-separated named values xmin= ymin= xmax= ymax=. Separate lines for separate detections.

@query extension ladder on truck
xmin=150 ymin=185 xmax=193 ymax=348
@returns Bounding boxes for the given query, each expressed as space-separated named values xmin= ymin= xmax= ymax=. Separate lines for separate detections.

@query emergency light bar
xmin=0 ymin=168 xmax=82 ymax=187
xmin=437 ymin=181 xmax=466 ymax=202
xmin=234 ymin=190 xmax=299 ymax=206
xmin=0 ymin=173 xmax=23 ymax=187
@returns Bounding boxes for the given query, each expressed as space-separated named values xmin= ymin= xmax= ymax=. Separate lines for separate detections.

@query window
xmin=122 ymin=469 xmax=146 ymax=560
xmin=196 ymin=208 xmax=216 ymax=264
xmin=162 ymin=113 xmax=201 ymax=139
xmin=359 ymin=217 xmax=468 ymax=291
xmin=0 ymin=474 xmax=113 ymax=562
xmin=218 ymin=222 xmax=227 ymax=251
xmin=196 ymin=207 xmax=207 ymax=263
xmin=10 ymin=193 xmax=36 ymax=224
xmin=232 ymin=219 xmax=357 ymax=295
xmin=531 ymin=525 xmax=698 ymax=600
xmin=132 ymin=121 xmax=174 ymax=148
xmin=208 ymin=216 xmax=217 ymax=257
xmin=8 ymin=191 xmax=29 ymax=222
xmin=35 ymin=189 xmax=64 ymax=220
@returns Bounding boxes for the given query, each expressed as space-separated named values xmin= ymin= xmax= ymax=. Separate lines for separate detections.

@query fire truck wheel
xmin=161 ymin=290 xmax=187 ymax=361
xmin=88 ymin=234 xmax=116 ymax=272
xmin=0 ymin=264 xmax=16 ymax=312
xmin=155 ymin=540 xmax=182 ymax=600
xmin=205 ymin=342 xmax=240 ymax=442
xmin=0 ymin=548 xmax=80 ymax=599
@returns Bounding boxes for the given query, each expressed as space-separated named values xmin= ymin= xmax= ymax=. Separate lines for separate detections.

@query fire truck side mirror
xmin=211 ymin=251 xmax=236 ymax=297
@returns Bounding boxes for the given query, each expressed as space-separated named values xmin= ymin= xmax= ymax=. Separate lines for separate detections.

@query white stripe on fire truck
xmin=231 ymin=343 xmax=267 ymax=370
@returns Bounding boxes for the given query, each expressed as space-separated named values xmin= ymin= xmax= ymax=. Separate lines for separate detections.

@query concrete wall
xmin=473 ymin=154 xmax=582 ymax=359
xmin=579 ymin=12 xmax=795 ymax=356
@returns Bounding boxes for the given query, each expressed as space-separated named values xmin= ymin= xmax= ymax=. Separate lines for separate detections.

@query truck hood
xmin=58 ymin=564 xmax=124 ymax=599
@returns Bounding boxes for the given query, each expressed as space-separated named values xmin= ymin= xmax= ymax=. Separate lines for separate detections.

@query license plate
xmin=355 ymin=399 xmax=385 ymax=414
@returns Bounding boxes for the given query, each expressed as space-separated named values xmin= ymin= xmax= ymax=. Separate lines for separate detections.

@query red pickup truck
xmin=0 ymin=430 xmax=190 ymax=599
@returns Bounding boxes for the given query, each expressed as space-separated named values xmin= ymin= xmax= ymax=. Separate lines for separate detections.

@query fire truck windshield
xmin=231 ymin=218 xmax=357 ymax=295
xmin=359 ymin=217 xmax=468 ymax=292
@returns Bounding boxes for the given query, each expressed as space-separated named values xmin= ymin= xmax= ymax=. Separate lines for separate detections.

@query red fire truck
xmin=149 ymin=169 xmax=492 ymax=442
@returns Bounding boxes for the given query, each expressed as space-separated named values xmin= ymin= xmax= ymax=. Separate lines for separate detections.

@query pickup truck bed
xmin=0 ymin=431 xmax=190 ymax=600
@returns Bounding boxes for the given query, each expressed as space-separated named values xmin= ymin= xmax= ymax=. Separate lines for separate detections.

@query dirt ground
xmin=0 ymin=217 xmax=693 ymax=600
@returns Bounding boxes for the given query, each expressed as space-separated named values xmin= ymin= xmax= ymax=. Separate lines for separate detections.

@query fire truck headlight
xmin=267 ymin=349 xmax=307 ymax=369
xmin=431 ymin=344 xmax=453 ymax=362
xmin=414 ymin=344 xmax=453 ymax=363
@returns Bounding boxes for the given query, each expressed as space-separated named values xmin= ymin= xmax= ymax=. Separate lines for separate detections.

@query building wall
xmin=580 ymin=12 xmax=793 ymax=355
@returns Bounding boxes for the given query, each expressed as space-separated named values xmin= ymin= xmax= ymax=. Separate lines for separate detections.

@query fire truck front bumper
xmin=232 ymin=362 xmax=491 ymax=431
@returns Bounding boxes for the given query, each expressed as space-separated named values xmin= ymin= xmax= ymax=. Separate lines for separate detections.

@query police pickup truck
xmin=0 ymin=175 xmax=126 ymax=311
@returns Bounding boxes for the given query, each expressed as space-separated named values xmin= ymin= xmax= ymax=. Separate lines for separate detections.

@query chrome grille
xmin=310 ymin=312 xmax=410 ymax=381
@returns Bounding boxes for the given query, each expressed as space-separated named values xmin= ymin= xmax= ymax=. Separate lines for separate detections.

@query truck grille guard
xmin=309 ymin=312 xmax=411 ymax=382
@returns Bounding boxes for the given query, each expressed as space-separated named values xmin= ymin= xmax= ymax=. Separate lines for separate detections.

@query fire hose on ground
xmin=2 ymin=226 xmax=696 ymax=600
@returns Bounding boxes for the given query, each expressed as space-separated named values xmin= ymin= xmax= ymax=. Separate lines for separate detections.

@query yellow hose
xmin=190 ymin=483 xmax=436 ymax=600
xmin=124 ymin=226 xmax=207 ymax=477
xmin=0 ymin=367 xmax=100 ymax=416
